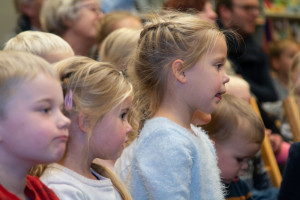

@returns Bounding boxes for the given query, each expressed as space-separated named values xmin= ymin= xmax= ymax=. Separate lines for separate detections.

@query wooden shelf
xmin=264 ymin=12 xmax=300 ymax=20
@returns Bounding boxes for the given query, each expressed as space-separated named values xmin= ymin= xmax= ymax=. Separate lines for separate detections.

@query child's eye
xmin=120 ymin=110 xmax=129 ymax=120
xmin=236 ymin=158 xmax=244 ymax=163
xmin=216 ymin=63 xmax=223 ymax=70
xmin=41 ymin=107 xmax=51 ymax=114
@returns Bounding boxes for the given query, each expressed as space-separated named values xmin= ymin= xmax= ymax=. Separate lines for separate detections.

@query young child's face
xmin=0 ymin=73 xmax=70 ymax=166
xmin=90 ymin=96 xmax=132 ymax=160
xmin=184 ymin=37 xmax=229 ymax=114
xmin=215 ymin=129 xmax=261 ymax=184
xmin=276 ymin=43 xmax=300 ymax=75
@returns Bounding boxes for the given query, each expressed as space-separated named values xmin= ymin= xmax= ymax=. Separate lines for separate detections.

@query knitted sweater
xmin=115 ymin=117 xmax=225 ymax=200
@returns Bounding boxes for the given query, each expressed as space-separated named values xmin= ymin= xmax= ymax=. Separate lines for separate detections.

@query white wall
xmin=0 ymin=1 xmax=17 ymax=49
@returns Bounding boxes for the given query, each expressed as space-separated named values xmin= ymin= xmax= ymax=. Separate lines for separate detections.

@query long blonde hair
xmin=128 ymin=11 xmax=230 ymax=130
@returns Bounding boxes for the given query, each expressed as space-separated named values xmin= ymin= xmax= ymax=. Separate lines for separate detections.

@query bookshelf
xmin=263 ymin=0 xmax=300 ymax=42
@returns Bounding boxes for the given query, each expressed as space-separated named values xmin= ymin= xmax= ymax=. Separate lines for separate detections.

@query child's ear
xmin=78 ymin=112 xmax=90 ymax=133
xmin=171 ymin=59 xmax=186 ymax=84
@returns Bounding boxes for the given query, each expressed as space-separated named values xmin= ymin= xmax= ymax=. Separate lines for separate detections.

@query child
xmin=35 ymin=56 xmax=132 ymax=200
xmin=94 ymin=10 xmax=143 ymax=60
xmin=202 ymin=94 xmax=265 ymax=200
xmin=0 ymin=50 xmax=70 ymax=199
xmin=4 ymin=30 xmax=74 ymax=63
xmin=226 ymin=76 xmax=279 ymax=200
xmin=114 ymin=11 xmax=230 ymax=199
xmin=99 ymin=28 xmax=141 ymax=70
xmin=269 ymin=38 xmax=300 ymax=100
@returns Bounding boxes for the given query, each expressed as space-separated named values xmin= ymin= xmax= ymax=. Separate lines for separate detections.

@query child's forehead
xmin=227 ymin=131 xmax=261 ymax=157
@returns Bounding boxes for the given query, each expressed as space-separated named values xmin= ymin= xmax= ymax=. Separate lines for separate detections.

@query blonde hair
xmin=40 ymin=0 xmax=83 ymax=35
xmin=4 ymin=31 xmax=74 ymax=59
xmin=130 ymin=11 xmax=231 ymax=128
xmin=289 ymin=52 xmax=300 ymax=95
xmin=30 ymin=56 xmax=133 ymax=199
xmin=202 ymin=94 xmax=265 ymax=144
xmin=269 ymin=38 xmax=299 ymax=60
xmin=54 ymin=56 xmax=133 ymax=130
xmin=0 ymin=50 xmax=57 ymax=118
xmin=100 ymin=28 xmax=141 ymax=70
xmin=97 ymin=11 xmax=142 ymax=45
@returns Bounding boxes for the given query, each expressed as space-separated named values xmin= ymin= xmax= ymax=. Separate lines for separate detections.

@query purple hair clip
xmin=64 ymin=89 xmax=73 ymax=111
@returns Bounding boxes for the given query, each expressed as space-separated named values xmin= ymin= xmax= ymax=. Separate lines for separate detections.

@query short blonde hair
xmin=4 ymin=31 xmax=74 ymax=59
xmin=202 ymin=94 xmax=265 ymax=144
xmin=40 ymin=0 xmax=83 ymax=35
xmin=100 ymin=28 xmax=141 ymax=70
xmin=54 ymin=56 xmax=133 ymax=130
xmin=0 ymin=50 xmax=58 ymax=117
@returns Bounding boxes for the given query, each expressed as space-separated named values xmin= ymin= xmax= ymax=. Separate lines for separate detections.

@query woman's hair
xmin=164 ymin=0 xmax=208 ymax=12
xmin=129 ymin=11 xmax=230 ymax=129
xmin=100 ymin=28 xmax=141 ymax=70
xmin=4 ymin=31 xmax=74 ymax=58
xmin=40 ymin=0 xmax=83 ymax=35
xmin=97 ymin=11 xmax=142 ymax=46
xmin=202 ymin=94 xmax=265 ymax=144
xmin=0 ymin=50 xmax=57 ymax=118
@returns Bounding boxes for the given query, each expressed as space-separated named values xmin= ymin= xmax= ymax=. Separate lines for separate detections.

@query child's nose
xmin=126 ymin=122 xmax=132 ymax=134
xmin=58 ymin=112 xmax=71 ymax=129
xmin=223 ymin=72 xmax=230 ymax=84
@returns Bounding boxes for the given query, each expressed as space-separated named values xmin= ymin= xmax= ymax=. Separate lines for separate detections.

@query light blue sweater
xmin=115 ymin=117 xmax=225 ymax=200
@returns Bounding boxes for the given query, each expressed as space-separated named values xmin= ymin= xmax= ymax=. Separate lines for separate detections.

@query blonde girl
xmin=99 ymin=28 xmax=141 ymax=70
xmin=36 ymin=56 xmax=132 ymax=199
xmin=115 ymin=11 xmax=231 ymax=199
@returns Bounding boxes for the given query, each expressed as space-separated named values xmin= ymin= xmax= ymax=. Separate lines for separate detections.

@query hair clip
xmin=64 ymin=89 xmax=73 ymax=111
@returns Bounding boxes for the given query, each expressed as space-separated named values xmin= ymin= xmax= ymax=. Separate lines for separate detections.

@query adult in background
xmin=216 ymin=0 xmax=278 ymax=103
xmin=13 ymin=0 xmax=43 ymax=33
xmin=40 ymin=0 xmax=103 ymax=56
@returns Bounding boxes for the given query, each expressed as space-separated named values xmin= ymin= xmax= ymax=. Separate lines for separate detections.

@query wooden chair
xmin=249 ymin=97 xmax=282 ymax=188
xmin=283 ymin=95 xmax=300 ymax=142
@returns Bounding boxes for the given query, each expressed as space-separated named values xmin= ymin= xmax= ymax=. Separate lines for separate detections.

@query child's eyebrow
xmin=213 ymin=56 xmax=226 ymax=62
xmin=35 ymin=98 xmax=52 ymax=104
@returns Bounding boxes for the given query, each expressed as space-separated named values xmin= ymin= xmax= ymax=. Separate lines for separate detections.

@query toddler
xmin=202 ymin=94 xmax=265 ymax=200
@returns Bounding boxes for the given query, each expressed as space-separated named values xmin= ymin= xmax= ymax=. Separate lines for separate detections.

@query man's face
xmin=227 ymin=0 xmax=260 ymax=36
